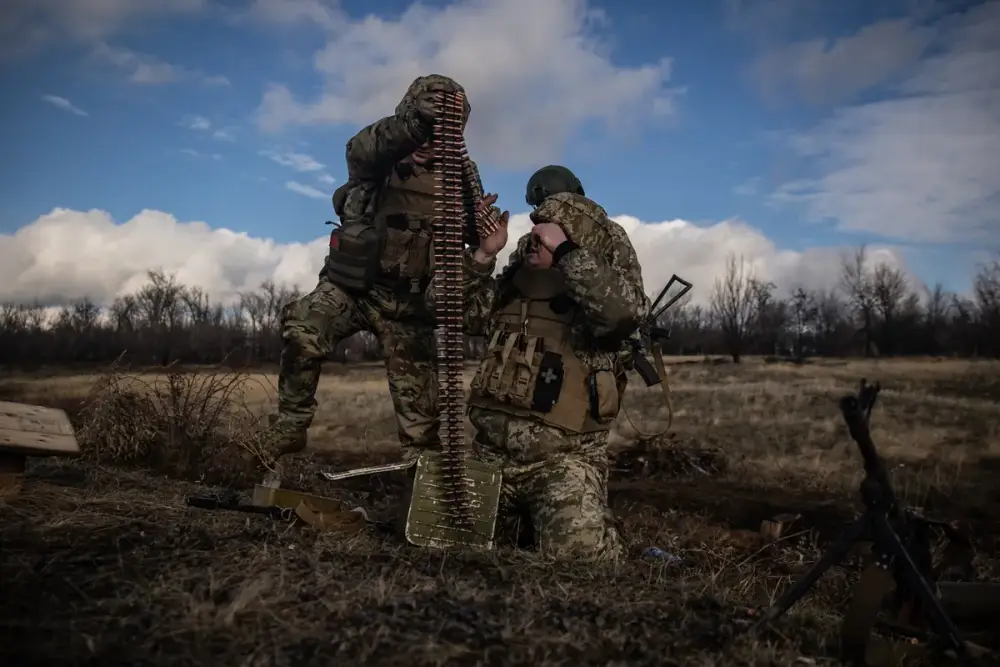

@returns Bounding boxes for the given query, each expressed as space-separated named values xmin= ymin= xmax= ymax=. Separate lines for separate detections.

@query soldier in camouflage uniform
xmin=262 ymin=74 xmax=496 ymax=470
xmin=456 ymin=165 xmax=651 ymax=561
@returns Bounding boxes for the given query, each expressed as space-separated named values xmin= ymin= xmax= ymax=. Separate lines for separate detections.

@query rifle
xmin=625 ymin=274 xmax=693 ymax=436
xmin=631 ymin=274 xmax=693 ymax=382
xmin=751 ymin=379 xmax=981 ymax=666
xmin=185 ymin=494 xmax=297 ymax=522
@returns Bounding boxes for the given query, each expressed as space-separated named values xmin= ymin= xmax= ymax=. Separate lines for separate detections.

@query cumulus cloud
xmin=260 ymin=150 xmax=324 ymax=172
xmin=254 ymin=0 xmax=677 ymax=169
xmin=0 ymin=207 xmax=910 ymax=308
xmin=770 ymin=2 xmax=1000 ymax=244
xmin=0 ymin=0 xmax=207 ymax=59
xmin=317 ymin=173 xmax=336 ymax=185
xmin=92 ymin=43 xmax=230 ymax=86
xmin=42 ymin=94 xmax=88 ymax=117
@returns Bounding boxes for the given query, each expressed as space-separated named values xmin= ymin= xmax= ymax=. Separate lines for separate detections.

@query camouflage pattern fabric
xmin=459 ymin=192 xmax=650 ymax=371
xmin=455 ymin=191 xmax=650 ymax=560
xmin=470 ymin=408 xmax=623 ymax=561
xmin=263 ymin=74 xmax=486 ymax=468
xmin=268 ymin=277 xmax=440 ymax=462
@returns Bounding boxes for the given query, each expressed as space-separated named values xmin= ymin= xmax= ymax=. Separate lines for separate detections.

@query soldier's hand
xmin=477 ymin=193 xmax=509 ymax=259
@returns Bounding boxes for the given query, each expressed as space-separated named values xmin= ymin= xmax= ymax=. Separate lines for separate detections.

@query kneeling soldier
xmin=461 ymin=166 xmax=650 ymax=560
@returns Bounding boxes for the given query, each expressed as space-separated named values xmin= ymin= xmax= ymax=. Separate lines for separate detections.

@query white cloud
xmin=212 ymin=128 xmax=236 ymax=142
xmin=41 ymin=95 xmax=88 ymax=117
xmin=732 ymin=178 xmax=760 ymax=196
xmin=0 ymin=207 xmax=910 ymax=308
xmin=243 ymin=0 xmax=343 ymax=29
xmin=771 ymin=2 xmax=1000 ymax=244
xmin=254 ymin=0 xmax=677 ymax=169
xmin=317 ymin=173 xmax=336 ymax=185
xmin=285 ymin=181 xmax=328 ymax=199
xmin=0 ymin=0 xmax=207 ymax=59
xmin=750 ymin=17 xmax=933 ymax=105
xmin=180 ymin=115 xmax=211 ymax=131
xmin=260 ymin=150 xmax=324 ymax=172
xmin=180 ymin=148 xmax=222 ymax=160
xmin=92 ymin=43 xmax=230 ymax=86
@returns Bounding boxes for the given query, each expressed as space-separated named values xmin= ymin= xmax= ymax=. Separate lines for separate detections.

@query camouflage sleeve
xmin=463 ymin=234 xmax=530 ymax=336
xmin=556 ymin=220 xmax=650 ymax=341
xmin=345 ymin=109 xmax=432 ymax=181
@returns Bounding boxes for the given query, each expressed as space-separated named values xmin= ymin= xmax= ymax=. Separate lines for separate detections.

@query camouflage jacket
xmin=445 ymin=193 xmax=649 ymax=374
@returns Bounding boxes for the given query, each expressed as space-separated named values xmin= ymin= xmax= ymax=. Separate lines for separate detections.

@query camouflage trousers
xmin=268 ymin=275 xmax=439 ymax=460
xmin=468 ymin=407 xmax=623 ymax=562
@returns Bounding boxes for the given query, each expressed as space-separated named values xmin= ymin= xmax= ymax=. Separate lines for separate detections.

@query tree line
xmin=1 ymin=246 xmax=998 ymax=369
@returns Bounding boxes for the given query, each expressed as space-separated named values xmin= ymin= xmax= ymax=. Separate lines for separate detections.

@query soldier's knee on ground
xmin=526 ymin=456 xmax=622 ymax=561
xmin=538 ymin=516 xmax=623 ymax=562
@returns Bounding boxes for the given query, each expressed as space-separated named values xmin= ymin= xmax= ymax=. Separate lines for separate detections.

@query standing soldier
xmin=459 ymin=166 xmax=650 ymax=560
xmin=260 ymin=75 xmax=499 ymax=474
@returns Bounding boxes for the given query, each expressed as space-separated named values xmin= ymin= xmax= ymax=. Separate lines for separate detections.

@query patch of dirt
xmin=3 ymin=457 xmax=998 ymax=667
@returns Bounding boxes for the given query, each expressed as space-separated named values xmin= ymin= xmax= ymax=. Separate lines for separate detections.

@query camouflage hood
xmin=395 ymin=74 xmax=471 ymax=128
xmin=529 ymin=192 xmax=614 ymax=254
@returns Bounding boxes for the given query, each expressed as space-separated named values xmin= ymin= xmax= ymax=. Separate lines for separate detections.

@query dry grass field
xmin=2 ymin=357 xmax=999 ymax=666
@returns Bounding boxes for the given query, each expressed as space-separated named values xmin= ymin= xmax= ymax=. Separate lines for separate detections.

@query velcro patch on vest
xmin=530 ymin=351 xmax=564 ymax=413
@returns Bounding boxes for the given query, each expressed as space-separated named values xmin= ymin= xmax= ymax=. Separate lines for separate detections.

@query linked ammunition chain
xmin=432 ymin=92 xmax=476 ymax=530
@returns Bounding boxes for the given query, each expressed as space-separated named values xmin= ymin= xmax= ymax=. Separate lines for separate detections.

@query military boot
xmin=253 ymin=413 xmax=309 ymax=485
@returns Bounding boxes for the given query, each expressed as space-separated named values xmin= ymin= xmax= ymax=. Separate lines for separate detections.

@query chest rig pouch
xmin=324 ymin=163 xmax=439 ymax=296
xmin=326 ymin=218 xmax=385 ymax=294
xmin=372 ymin=164 xmax=438 ymax=295
xmin=468 ymin=267 xmax=621 ymax=434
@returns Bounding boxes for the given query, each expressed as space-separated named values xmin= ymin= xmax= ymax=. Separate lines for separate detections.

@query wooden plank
xmin=0 ymin=401 xmax=80 ymax=457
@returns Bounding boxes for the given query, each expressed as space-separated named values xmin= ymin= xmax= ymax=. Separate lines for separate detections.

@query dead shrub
xmin=77 ymin=360 xmax=275 ymax=485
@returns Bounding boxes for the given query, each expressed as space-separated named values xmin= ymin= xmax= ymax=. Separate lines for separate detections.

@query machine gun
xmin=751 ymin=379 xmax=988 ymax=666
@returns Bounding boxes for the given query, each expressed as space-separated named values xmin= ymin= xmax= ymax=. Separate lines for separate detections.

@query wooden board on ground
xmin=0 ymin=401 xmax=80 ymax=458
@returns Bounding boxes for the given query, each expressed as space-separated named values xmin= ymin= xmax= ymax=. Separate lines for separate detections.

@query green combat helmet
xmin=525 ymin=165 xmax=585 ymax=207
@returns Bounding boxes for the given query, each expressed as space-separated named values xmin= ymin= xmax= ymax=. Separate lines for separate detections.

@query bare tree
xmin=788 ymin=287 xmax=818 ymax=359
xmin=973 ymin=258 xmax=1000 ymax=356
xmin=839 ymin=246 xmax=877 ymax=356
xmin=710 ymin=255 xmax=759 ymax=363
xmin=750 ymin=279 xmax=786 ymax=355
xmin=871 ymin=263 xmax=909 ymax=356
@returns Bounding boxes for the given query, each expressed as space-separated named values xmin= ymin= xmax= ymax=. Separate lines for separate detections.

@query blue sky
xmin=0 ymin=0 xmax=997 ymax=305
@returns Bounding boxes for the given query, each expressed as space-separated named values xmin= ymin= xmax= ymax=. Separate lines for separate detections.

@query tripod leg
xmin=872 ymin=515 xmax=975 ymax=665
xmin=753 ymin=517 xmax=868 ymax=631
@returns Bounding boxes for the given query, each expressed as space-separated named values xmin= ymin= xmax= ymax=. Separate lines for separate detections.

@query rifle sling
xmin=621 ymin=343 xmax=674 ymax=438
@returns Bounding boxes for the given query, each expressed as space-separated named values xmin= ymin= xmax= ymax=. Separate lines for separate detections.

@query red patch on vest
xmin=330 ymin=231 xmax=340 ymax=250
